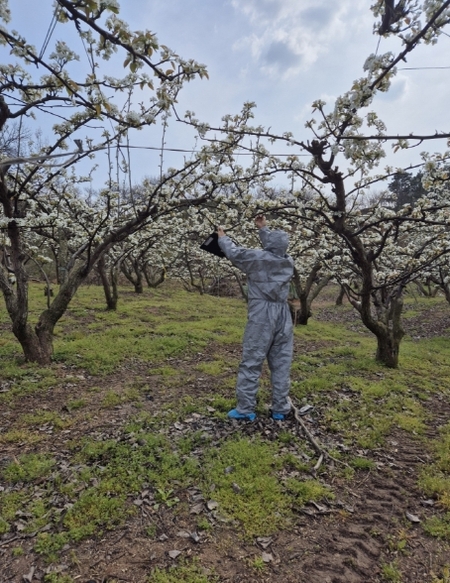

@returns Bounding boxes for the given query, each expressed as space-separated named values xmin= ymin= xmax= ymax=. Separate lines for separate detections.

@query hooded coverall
xmin=218 ymin=227 xmax=294 ymax=415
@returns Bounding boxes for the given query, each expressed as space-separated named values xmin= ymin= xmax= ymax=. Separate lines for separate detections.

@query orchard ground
xmin=1 ymin=282 xmax=450 ymax=583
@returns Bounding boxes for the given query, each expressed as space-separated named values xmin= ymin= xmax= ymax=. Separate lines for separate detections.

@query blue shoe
xmin=270 ymin=411 xmax=290 ymax=421
xmin=227 ymin=409 xmax=256 ymax=421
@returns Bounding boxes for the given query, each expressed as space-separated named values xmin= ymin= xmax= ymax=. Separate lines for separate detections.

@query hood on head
xmin=260 ymin=229 xmax=289 ymax=257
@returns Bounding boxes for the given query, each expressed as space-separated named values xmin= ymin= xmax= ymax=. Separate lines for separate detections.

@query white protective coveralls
xmin=218 ymin=227 xmax=294 ymax=415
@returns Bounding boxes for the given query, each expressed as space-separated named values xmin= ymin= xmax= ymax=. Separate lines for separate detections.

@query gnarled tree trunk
xmin=121 ymin=258 xmax=143 ymax=293
xmin=290 ymin=264 xmax=330 ymax=326
xmin=98 ymin=255 xmax=119 ymax=310
xmin=143 ymin=263 xmax=165 ymax=288
xmin=349 ymin=264 xmax=405 ymax=369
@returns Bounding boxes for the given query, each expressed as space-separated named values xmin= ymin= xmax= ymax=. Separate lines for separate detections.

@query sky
xmin=3 ymin=0 xmax=450 ymax=191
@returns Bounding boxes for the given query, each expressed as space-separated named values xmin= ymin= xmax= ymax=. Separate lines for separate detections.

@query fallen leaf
xmin=406 ymin=511 xmax=421 ymax=523
xmin=310 ymin=501 xmax=327 ymax=512
xmin=299 ymin=404 xmax=314 ymax=415
xmin=190 ymin=502 xmax=204 ymax=514
xmin=190 ymin=531 xmax=200 ymax=543
xmin=158 ymin=534 xmax=169 ymax=542
xmin=256 ymin=536 xmax=273 ymax=549
xmin=23 ymin=567 xmax=35 ymax=583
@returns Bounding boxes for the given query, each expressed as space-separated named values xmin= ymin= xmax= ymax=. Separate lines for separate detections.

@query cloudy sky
xmin=4 ymin=0 xmax=450 ymax=187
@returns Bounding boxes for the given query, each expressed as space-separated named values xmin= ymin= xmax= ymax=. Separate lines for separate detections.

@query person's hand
xmin=255 ymin=214 xmax=266 ymax=229
xmin=217 ymin=226 xmax=225 ymax=237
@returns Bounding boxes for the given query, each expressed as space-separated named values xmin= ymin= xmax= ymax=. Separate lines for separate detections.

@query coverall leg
xmin=267 ymin=304 xmax=293 ymax=414
xmin=235 ymin=301 xmax=292 ymax=415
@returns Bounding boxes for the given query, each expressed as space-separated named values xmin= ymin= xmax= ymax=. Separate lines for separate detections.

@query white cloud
xmin=230 ymin=0 xmax=374 ymax=77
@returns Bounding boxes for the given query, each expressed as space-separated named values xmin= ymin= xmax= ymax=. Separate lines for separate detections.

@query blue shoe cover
xmin=271 ymin=411 xmax=286 ymax=421
xmin=227 ymin=409 xmax=256 ymax=421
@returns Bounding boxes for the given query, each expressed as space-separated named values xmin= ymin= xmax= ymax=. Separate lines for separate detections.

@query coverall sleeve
xmin=218 ymin=235 xmax=260 ymax=275
xmin=258 ymin=226 xmax=272 ymax=248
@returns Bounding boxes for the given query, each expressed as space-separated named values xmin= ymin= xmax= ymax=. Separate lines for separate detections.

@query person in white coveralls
xmin=217 ymin=215 xmax=294 ymax=421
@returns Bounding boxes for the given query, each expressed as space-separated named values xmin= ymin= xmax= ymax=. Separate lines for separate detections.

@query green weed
xmin=381 ymin=560 xmax=403 ymax=582
xmin=430 ymin=565 xmax=450 ymax=583
xmin=349 ymin=457 xmax=376 ymax=470
xmin=11 ymin=547 xmax=24 ymax=557
xmin=0 ymin=368 xmax=59 ymax=403
xmin=66 ymin=398 xmax=86 ymax=410
xmin=419 ymin=422 xmax=450 ymax=511
xmin=149 ymin=559 xmax=219 ymax=583
xmin=195 ymin=360 xmax=228 ymax=375
xmin=21 ymin=410 xmax=69 ymax=429
xmin=0 ymin=429 xmax=43 ymax=446
xmin=249 ymin=555 xmax=267 ymax=571
xmin=63 ymin=490 xmax=129 ymax=539
xmin=154 ymin=488 xmax=180 ymax=508
xmin=101 ymin=390 xmax=124 ymax=408
xmin=285 ymin=478 xmax=334 ymax=506
xmin=197 ymin=516 xmax=212 ymax=531
xmin=145 ymin=523 xmax=158 ymax=538
xmin=422 ymin=514 xmax=450 ymax=541
xmin=0 ymin=517 xmax=10 ymax=535
xmin=2 ymin=453 xmax=56 ymax=483
xmin=209 ymin=395 xmax=235 ymax=417
xmin=202 ymin=436 xmax=290 ymax=537
xmin=43 ymin=575 xmax=73 ymax=583
xmin=0 ymin=491 xmax=26 ymax=523
xmin=34 ymin=532 xmax=70 ymax=562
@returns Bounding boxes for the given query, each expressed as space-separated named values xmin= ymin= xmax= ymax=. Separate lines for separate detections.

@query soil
xmin=1 ymin=293 xmax=450 ymax=583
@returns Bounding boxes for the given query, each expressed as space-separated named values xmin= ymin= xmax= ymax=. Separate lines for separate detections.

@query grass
xmin=2 ymin=453 xmax=56 ymax=483
xmin=430 ymin=565 xmax=450 ymax=583
xmin=418 ymin=422 xmax=450 ymax=540
xmin=49 ymin=287 xmax=247 ymax=374
xmin=1 ymin=282 xmax=450 ymax=574
xmin=150 ymin=559 xmax=219 ymax=583
xmin=0 ymin=427 xmax=203 ymax=560
xmin=381 ymin=560 xmax=403 ymax=582
xmin=202 ymin=436 xmax=291 ymax=538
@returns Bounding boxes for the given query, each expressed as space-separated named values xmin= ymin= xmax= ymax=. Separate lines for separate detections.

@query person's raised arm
xmin=217 ymin=225 xmax=258 ymax=273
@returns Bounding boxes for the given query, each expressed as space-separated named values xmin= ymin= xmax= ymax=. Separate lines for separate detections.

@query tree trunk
xmin=32 ymin=263 xmax=102 ymax=362
xmin=0 ymin=271 xmax=51 ymax=364
xmin=143 ymin=264 xmax=165 ymax=288
xmin=234 ymin=273 xmax=248 ymax=302
xmin=290 ymin=265 xmax=330 ymax=325
xmin=335 ymin=286 xmax=345 ymax=306
xmin=0 ymin=188 xmax=54 ymax=364
xmin=307 ymin=139 xmax=409 ymax=369
xmin=296 ymin=292 xmax=312 ymax=325
xmin=443 ymin=284 xmax=450 ymax=305
xmin=375 ymin=333 xmax=401 ymax=368
xmin=98 ymin=256 xmax=118 ymax=310
xmin=121 ymin=259 xmax=143 ymax=293
xmin=13 ymin=320 xmax=52 ymax=364
xmin=357 ymin=284 xmax=405 ymax=369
